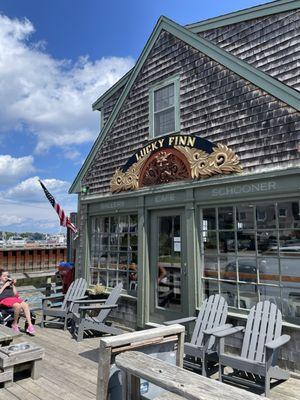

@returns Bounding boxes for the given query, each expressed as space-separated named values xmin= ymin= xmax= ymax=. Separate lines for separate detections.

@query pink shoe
xmin=26 ymin=325 xmax=36 ymax=335
xmin=11 ymin=324 xmax=20 ymax=333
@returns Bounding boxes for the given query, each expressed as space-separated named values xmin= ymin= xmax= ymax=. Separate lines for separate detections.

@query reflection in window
xmin=201 ymin=200 xmax=300 ymax=324
xmin=90 ymin=215 xmax=138 ymax=294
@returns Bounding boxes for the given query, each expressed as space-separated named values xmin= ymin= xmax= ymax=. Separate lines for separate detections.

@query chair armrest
xmin=203 ymin=324 xmax=233 ymax=336
xmin=72 ymin=298 xmax=107 ymax=304
xmin=265 ymin=335 xmax=290 ymax=350
xmin=213 ymin=326 xmax=244 ymax=338
xmin=164 ymin=316 xmax=197 ymax=326
xmin=42 ymin=294 xmax=64 ymax=302
xmin=78 ymin=304 xmax=118 ymax=311
xmin=66 ymin=296 xmax=88 ymax=304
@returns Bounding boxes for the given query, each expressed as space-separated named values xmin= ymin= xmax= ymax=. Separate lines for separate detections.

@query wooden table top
xmin=0 ymin=324 xmax=22 ymax=343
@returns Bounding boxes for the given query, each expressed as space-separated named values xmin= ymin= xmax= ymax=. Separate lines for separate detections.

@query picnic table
xmin=0 ymin=325 xmax=21 ymax=346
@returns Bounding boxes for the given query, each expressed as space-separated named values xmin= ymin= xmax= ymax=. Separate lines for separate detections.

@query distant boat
xmin=7 ymin=236 xmax=27 ymax=247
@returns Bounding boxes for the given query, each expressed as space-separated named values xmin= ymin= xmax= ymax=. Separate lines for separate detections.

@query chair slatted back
xmin=191 ymin=294 xmax=227 ymax=350
xmin=96 ymin=283 xmax=123 ymax=322
xmin=241 ymin=301 xmax=282 ymax=363
xmin=61 ymin=278 xmax=88 ymax=310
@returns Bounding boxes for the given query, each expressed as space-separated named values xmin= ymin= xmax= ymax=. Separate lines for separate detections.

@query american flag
xmin=38 ymin=179 xmax=78 ymax=234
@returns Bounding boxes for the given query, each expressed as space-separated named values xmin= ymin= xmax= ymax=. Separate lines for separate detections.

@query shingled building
xmin=70 ymin=0 xmax=300 ymax=370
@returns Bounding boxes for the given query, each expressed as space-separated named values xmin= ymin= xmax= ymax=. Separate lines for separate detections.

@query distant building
xmin=70 ymin=1 xmax=300 ymax=370
xmin=0 ymin=244 xmax=67 ymax=277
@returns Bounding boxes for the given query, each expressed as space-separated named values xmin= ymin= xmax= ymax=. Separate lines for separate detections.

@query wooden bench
xmin=97 ymin=324 xmax=185 ymax=400
xmin=115 ymin=351 xmax=266 ymax=400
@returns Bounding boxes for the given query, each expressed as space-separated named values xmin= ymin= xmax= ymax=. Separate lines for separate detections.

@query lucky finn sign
xmin=110 ymin=133 xmax=242 ymax=193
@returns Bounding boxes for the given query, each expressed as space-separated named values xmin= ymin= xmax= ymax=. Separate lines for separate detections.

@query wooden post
xmin=97 ymin=342 xmax=112 ymax=400
xmin=31 ymin=359 xmax=42 ymax=380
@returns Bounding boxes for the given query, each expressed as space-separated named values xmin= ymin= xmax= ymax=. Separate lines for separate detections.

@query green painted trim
xmin=69 ymin=15 xmax=300 ymax=194
xmin=149 ymin=75 xmax=180 ymax=139
xmin=187 ymin=0 xmax=300 ymax=33
xmin=92 ymin=68 xmax=133 ymax=111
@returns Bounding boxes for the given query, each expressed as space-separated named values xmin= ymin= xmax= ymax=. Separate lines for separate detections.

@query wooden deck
xmin=0 ymin=323 xmax=299 ymax=400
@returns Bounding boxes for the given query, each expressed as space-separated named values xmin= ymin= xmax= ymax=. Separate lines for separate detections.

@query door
xmin=149 ymin=209 xmax=188 ymax=323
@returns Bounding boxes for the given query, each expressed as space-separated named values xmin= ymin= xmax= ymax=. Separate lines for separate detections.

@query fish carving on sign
xmin=110 ymin=134 xmax=242 ymax=193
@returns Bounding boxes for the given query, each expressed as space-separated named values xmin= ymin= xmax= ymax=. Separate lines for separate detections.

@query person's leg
xmin=20 ymin=302 xmax=32 ymax=326
xmin=12 ymin=303 xmax=21 ymax=328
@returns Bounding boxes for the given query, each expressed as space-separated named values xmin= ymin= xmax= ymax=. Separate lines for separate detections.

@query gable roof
xmin=69 ymin=15 xmax=300 ymax=194
xmin=91 ymin=1 xmax=300 ymax=112
xmin=187 ymin=0 xmax=300 ymax=33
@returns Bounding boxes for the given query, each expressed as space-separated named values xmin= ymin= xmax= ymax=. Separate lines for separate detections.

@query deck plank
xmin=0 ymin=322 xmax=299 ymax=399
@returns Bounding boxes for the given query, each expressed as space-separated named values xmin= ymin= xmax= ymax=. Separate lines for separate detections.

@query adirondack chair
xmin=41 ymin=277 xmax=88 ymax=330
xmin=71 ymin=282 xmax=123 ymax=342
xmin=164 ymin=294 xmax=231 ymax=376
xmin=213 ymin=300 xmax=290 ymax=396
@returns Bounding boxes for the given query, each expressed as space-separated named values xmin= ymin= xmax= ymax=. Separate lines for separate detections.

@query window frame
xmin=199 ymin=200 xmax=300 ymax=324
xmin=89 ymin=213 xmax=138 ymax=295
xmin=149 ymin=75 xmax=180 ymax=139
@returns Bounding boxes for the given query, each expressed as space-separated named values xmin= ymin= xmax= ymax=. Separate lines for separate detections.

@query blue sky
xmin=0 ymin=0 xmax=273 ymax=233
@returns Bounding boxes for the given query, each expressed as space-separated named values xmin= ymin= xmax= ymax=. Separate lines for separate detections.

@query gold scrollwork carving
xmin=175 ymin=143 xmax=242 ymax=179
xmin=110 ymin=153 xmax=151 ymax=193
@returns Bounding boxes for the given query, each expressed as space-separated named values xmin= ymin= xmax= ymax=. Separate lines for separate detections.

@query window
xmin=200 ymin=200 xmax=300 ymax=324
xmin=90 ymin=214 xmax=138 ymax=294
xmin=149 ymin=76 xmax=180 ymax=137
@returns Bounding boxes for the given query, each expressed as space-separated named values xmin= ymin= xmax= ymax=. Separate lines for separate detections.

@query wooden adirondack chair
xmin=213 ymin=300 xmax=290 ymax=396
xmin=71 ymin=282 xmax=123 ymax=342
xmin=164 ymin=294 xmax=231 ymax=376
xmin=41 ymin=277 xmax=87 ymax=330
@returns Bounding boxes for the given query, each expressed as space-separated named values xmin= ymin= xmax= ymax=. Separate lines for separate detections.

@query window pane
xmin=203 ymin=280 xmax=219 ymax=299
xmin=239 ymin=284 xmax=258 ymax=309
xmin=119 ymin=215 xmax=129 ymax=233
xmin=154 ymin=108 xmax=175 ymax=136
xmin=257 ymin=231 xmax=278 ymax=255
xmin=218 ymin=207 xmax=234 ymax=229
xmin=202 ymin=208 xmax=216 ymax=230
xmin=237 ymin=258 xmax=257 ymax=283
xmin=154 ymin=84 xmax=174 ymax=111
xmin=203 ymin=255 xmax=218 ymax=279
xmin=279 ymin=230 xmax=300 ymax=254
xmin=221 ymin=282 xmax=237 ymax=307
xmin=236 ymin=204 xmax=255 ymax=229
xmin=203 ymin=231 xmax=217 ymax=253
xmin=219 ymin=231 xmax=235 ymax=253
xmin=237 ymin=231 xmax=256 ymax=254
xmin=278 ymin=201 xmax=300 ymax=229
xmin=130 ymin=215 xmax=138 ymax=233
xmin=256 ymin=204 xmax=276 ymax=229
xmin=220 ymin=255 xmax=236 ymax=281
xmin=258 ymin=257 xmax=280 ymax=283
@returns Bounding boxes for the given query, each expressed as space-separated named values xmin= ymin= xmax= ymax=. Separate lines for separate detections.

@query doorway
xmin=149 ymin=209 xmax=188 ymax=323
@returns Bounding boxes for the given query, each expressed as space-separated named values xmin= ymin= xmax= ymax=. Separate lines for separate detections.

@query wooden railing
xmin=115 ymin=351 xmax=266 ymax=400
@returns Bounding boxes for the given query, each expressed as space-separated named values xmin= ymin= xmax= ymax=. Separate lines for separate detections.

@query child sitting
xmin=0 ymin=269 xmax=36 ymax=335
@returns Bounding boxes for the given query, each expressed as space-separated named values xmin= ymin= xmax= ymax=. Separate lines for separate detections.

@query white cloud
xmin=3 ymin=176 xmax=71 ymax=202
xmin=0 ymin=155 xmax=35 ymax=184
xmin=0 ymin=14 xmax=135 ymax=153
xmin=0 ymin=176 xmax=77 ymax=233
xmin=0 ymin=214 xmax=26 ymax=226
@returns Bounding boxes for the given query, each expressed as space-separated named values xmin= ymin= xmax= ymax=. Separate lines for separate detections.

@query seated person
xmin=0 ymin=269 xmax=36 ymax=335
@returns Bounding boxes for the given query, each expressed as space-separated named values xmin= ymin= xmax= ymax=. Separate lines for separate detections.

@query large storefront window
xmin=200 ymin=200 xmax=300 ymax=324
xmin=90 ymin=214 xmax=138 ymax=293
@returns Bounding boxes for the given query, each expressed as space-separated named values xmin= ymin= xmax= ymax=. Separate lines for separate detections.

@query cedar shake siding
xmin=198 ymin=10 xmax=300 ymax=90
xmin=82 ymin=30 xmax=299 ymax=195
xmin=102 ymin=85 xmax=126 ymax=126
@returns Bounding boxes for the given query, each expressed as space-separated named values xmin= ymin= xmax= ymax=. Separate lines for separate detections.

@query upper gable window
xmin=149 ymin=76 xmax=180 ymax=138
